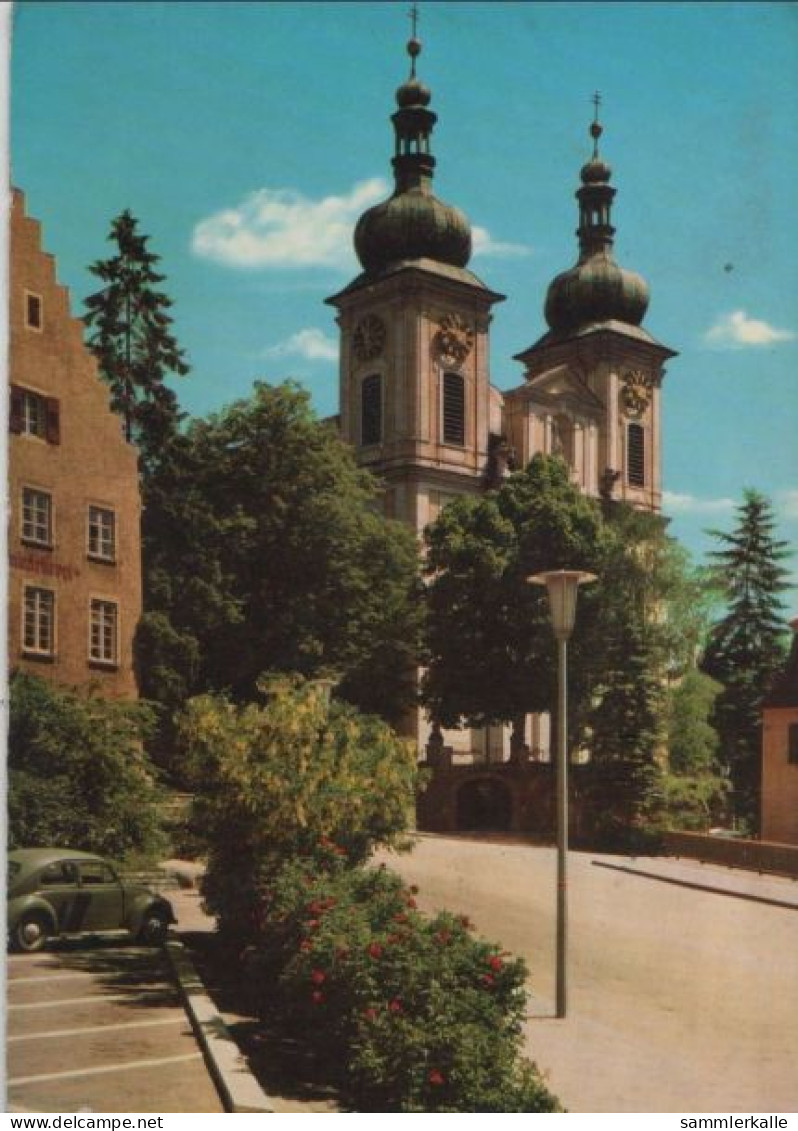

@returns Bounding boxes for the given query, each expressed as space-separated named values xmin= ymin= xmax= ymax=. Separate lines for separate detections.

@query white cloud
xmin=662 ymin=491 xmax=736 ymax=515
xmin=192 ymin=179 xmax=388 ymax=269
xmin=264 ymin=327 xmax=338 ymax=363
xmin=777 ymin=489 xmax=798 ymax=521
xmin=192 ymin=178 xmax=531 ymax=269
xmin=703 ymin=310 xmax=795 ymax=349
xmin=472 ymin=225 xmax=531 ymax=258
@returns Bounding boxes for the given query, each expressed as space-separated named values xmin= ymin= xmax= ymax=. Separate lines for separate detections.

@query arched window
xmin=627 ymin=422 xmax=645 ymax=487
xmin=442 ymin=372 xmax=465 ymax=446
xmin=361 ymin=374 xmax=382 ymax=446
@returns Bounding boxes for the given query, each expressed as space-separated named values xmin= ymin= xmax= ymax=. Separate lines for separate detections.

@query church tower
xmin=504 ymin=103 xmax=676 ymax=511
xmin=327 ymin=31 xmax=504 ymax=535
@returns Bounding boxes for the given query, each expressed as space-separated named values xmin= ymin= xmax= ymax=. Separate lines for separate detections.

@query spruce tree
xmin=701 ymin=489 xmax=792 ymax=829
xmin=84 ymin=210 xmax=189 ymax=471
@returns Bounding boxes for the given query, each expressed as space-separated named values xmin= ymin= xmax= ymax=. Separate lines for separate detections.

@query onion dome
xmin=544 ymin=101 xmax=650 ymax=336
xmin=354 ymin=33 xmax=472 ymax=274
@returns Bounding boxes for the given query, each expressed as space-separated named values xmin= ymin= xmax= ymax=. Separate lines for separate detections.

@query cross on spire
xmin=592 ymin=91 xmax=602 ymax=121
xmin=409 ymin=3 xmax=420 ymax=39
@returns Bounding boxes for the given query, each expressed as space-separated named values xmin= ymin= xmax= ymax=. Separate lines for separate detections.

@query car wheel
xmin=137 ymin=910 xmax=169 ymax=947
xmin=12 ymin=911 xmax=52 ymax=953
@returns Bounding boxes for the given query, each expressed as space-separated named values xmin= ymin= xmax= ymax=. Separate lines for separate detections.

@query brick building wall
xmin=8 ymin=190 xmax=142 ymax=698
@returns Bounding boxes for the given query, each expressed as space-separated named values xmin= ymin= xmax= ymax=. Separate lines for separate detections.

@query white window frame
xmin=21 ymin=389 xmax=47 ymax=438
xmin=87 ymin=505 xmax=117 ymax=562
xmin=23 ymin=585 xmax=55 ymax=657
xmin=21 ymin=487 xmax=53 ymax=547
xmin=24 ymin=290 xmax=43 ymax=332
xmin=89 ymin=597 xmax=119 ymax=666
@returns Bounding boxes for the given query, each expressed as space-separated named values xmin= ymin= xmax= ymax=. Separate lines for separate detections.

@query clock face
xmin=353 ymin=314 xmax=386 ymax=362
xmin=621 ymin=369 xmax=652 ymax=417
xmin=436 ymin=313 xmax=474 ymax=366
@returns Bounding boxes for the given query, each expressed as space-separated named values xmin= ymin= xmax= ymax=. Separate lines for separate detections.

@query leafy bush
xmin=178 ymin=677 xmax=418 ymax=937
xmin=8 ymin=672 xmax=165 ymax=859
xmin=241 ymin=856 xmax=560 ymax=1113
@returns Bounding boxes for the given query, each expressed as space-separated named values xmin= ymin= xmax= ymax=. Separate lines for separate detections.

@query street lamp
xmin=528 ymin=569 xmax=596 ymax=1018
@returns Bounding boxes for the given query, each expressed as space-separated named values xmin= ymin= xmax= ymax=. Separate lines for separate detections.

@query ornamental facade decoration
xmin=435 ymin=313 xmax=474 ymax=367
xmin=620 ymin=369 xmax=654 ymax=418
xmin=352 ymin=314 xmax=386 ymax=362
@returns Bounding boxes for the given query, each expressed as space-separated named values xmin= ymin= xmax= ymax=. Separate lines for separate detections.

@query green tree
xmin=658 ymin=669 xmax=728 ymax=831
xmin=138 ymin=382 xmax=422 ymax=754
xmin=667 ymin=669 xmax=722 ymax=776
xmin=701 ymin=489 xmax=791 ymax=828
xmin=177 ymin=676 xmax=419 ymax=933
xmin=84 ymin=209 xmax=189 ymax=468
xmin=422 ymin=455 xmax=605 ymax=733
xmin=8 ymin=672 xmax=164 ymax=859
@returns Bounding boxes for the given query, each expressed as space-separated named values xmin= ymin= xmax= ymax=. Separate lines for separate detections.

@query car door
xmin=38 ymin=861 xmax=82 ymax=931
xmin=76 ymin=860 xmax=125 ymax=932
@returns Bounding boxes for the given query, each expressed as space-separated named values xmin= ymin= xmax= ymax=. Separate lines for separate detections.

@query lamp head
xmin=528 ymin=569 xmax=597 ymax=640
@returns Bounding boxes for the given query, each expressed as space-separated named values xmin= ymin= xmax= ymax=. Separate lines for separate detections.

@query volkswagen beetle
xmin=8 ymin=848 xmax=176 ymax=952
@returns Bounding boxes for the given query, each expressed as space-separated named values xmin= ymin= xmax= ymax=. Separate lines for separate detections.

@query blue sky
xmin=10 ymin=1 xmax=798 ymax=607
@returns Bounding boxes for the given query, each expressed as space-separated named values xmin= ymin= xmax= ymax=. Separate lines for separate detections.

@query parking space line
xmin=8 ymin=1052 xmax=203 ymax=1087
xmin=8 ymin=1017 xmax=187 ymax=1042
xmin=8 ymin=971 xmax=96 ymax=985
xmin=9 ymin=994 xmax=147 ymax=1011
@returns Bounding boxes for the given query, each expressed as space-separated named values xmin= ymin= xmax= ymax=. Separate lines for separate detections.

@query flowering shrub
xmin=243 ymin=856 xmax=561 ymax=1113
xmin=177 ymin=678 xmax=418 ymax=940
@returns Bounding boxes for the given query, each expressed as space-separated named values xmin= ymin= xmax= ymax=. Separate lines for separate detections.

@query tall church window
xmin=627 ymin=423 xmax=645 ymax=487
xmin=360 ymin=374 xmax=382 ymax=446
xmin=442 ymin=372 xmax=465 ymax=446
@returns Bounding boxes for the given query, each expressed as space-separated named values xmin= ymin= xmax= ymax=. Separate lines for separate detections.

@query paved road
xmin=6 ymin=939 xmax=223 ymax=1113
xmin=375 ymin=835 xmax=798 ymax=1114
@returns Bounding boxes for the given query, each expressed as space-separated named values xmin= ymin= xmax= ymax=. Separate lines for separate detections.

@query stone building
xmin=761 ymin=619 xmax=798 ymax=844
xmin=327 ymin=35 xmax=676 ymax=794
xmin=8 ymin=189 xmax=141 ymax=698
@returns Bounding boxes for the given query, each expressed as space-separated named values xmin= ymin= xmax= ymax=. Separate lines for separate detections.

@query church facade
xmin=328 ymin=34 xmax=676 ymax=791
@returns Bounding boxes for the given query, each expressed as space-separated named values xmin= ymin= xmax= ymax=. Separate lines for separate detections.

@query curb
xmin=591 ymin=859 xmax=798 ymax=910
xmin=166 ymin=938 xmax=275 ymax=1114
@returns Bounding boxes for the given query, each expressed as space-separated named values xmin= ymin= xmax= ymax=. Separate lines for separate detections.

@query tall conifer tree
xmin=84 ymin=210 xmax=189 ymax=470
xmin=701 ymin=489 xmax=791 ymax=828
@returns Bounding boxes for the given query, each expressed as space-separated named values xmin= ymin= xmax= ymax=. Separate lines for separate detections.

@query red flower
xmin=311 ymin=990 xmax=325 ymax=1004
xmin=488 ymin=955 xmax=503 ymax=972
xmin=393 ymin=912 xmax=408 ymax=924
xmin=299 ymin=939 xmax=313 ymax=953
xmin=388 ymin=998 xmax=403 ymax=1013
xmin=363 ymin=1007 xmax=378 ymax=1022
xmin=368 ymin=942 xmax=383 ymax=959
xmin=406 ymin=897 xmax=418 ymax=910
xmin=307 ymin=919 xmax=321 ymax=931
xmin=434 ymin=930 xmax=452 ymax=946
xmin=458 ymin=915 xmax=473 ymax=930
xmin=482 ymin=974 xmax=495 ymax=988
xmin=311 ymin=969 xmax=326 ymax=985
xmin=428 ymin=1069 xmax=445 ymax=1086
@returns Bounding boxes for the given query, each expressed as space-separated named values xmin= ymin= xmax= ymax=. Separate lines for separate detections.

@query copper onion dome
xmin=544 ymin=104 xmax=650 ymax=336
xmin=354 ymin=34 xmax=472 ymax=274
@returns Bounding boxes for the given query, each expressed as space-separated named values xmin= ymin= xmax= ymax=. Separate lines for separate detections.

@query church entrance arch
xmin=456 ymin=776 xmax=513 ymax=832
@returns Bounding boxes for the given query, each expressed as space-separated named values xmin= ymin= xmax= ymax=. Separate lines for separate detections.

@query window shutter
xmin=442 ymin=372 xmax=465 ymax=446
xmin=45 ymin=397 xmax=61 ymax=445
xmin=361 ymin=374 xmax=382 ymax=446
xmin=627 ymin=423 xmax=645 ymax=487
xmin=9 ymin=385 xmax=23 ymax=434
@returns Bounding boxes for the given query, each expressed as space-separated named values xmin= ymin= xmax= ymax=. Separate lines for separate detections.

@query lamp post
xmin=528 ymin=569 xmax=596 ymax=1018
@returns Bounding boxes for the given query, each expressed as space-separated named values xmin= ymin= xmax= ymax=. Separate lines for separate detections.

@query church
xmin=326 ymin=30 xmax=676 ymax=798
